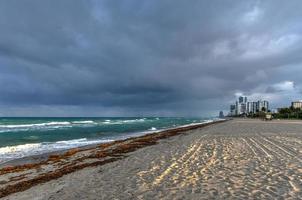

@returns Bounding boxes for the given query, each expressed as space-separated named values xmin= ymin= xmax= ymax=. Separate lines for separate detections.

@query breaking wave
xmin=0 ymin=138 xmax=114 ymax=164
xmin=0 ymin=117 xmax=222 ymax=164
xmin=0 ymin=119 xmax=152 ymax=133
xmin=0 ymin=121 xmax=99 ymax=133
xmin=0 ymin=121 xmax=72 ymax=129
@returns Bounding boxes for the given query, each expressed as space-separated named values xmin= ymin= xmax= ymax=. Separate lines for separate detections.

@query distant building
xmin=230 ymin=105 xmax=236 ymax=116
xmin=219 ymin=111 xmax=224 ymax=118
xmin=247 ymin=102 xmax=258 ymax=114
xmin=252 ymin=102 xmax=258 ymax=113
xmin=239 ymin=96 xmax=243 ymax=103
xmin=291 ymin=101 xmax=302 ymax=109
xmin=236 ymin=96 xmax=248 ymax=115
xmin=258 ymin=100 xmax=269 ymax=112
xmin=229 ymin=96 xmax=270 ymax=116
xmin=247 ymin=102 xmax=253 ymax=114
xmin=239 ymin=96 xmax=247 ymax=104
xmin=239 ymin=103 xmax=247 ymax=114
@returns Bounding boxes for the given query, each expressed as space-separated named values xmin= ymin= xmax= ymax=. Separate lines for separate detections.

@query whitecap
xmin=0 ymin=121 xmax=71 ymax=129
xmin=0 ymin=138 xmax=114 ymax=164
xmin=0 ymin=121 xmax=74 ymax=133
xmin=72 ymin=120 xmax=95 ymax=124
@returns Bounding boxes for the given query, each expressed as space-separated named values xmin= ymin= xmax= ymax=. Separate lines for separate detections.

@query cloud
xmin=235 ymin=80 xmax=301 ymax=109
xmin=271 ymin=81 xmax=295 ymax=92
xmin=0 ymin=0 xmax=302 ymax=116
xmin=242 ymin=6 xmax=262 ymax=24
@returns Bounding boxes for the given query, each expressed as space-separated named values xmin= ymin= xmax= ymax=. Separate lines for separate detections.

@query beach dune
xmin=1 ymin=119 xmax=302 ymax=199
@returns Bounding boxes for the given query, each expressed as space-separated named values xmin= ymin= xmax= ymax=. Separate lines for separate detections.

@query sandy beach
xmin=1 ymin=119 xmax=302 ymax=199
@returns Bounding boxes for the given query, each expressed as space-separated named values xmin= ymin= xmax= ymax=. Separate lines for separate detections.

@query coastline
xmin=0 ymin=119 xmax=222 ymax=168
xmin=0 ymin=118 xmax=217 ymax=166
xmin=0 ymin=119 xmax=226 ymax=198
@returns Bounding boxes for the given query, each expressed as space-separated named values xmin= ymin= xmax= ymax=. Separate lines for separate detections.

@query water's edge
xmin=0 ymin=119 xmax=226 ymax=167
xmin=0 ymin=117 xmax=217 ymax=164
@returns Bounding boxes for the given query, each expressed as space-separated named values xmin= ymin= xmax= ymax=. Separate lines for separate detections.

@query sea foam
xmin=0 ymin=138 xmax=114 ymax=164
xmin=72 ymin=120 xmax=95 ymax=124
xmin=0 ymin=117 xmax=219 ymax=164
xmin=0 ymin=121 xmax=72 ymax=129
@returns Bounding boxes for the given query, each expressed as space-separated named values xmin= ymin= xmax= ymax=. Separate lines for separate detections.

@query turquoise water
xmin=0 ymin=117 xmax=215 ymax=164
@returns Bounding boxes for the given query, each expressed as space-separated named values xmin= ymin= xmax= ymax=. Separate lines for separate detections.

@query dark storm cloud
xmin=0 ymin=0 xmax=302 ymax=116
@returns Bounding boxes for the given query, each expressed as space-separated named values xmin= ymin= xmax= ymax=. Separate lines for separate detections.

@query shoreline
xmin=0 ymin=119 xmax=220 ymax=167
xmin=0 ymin=119 xmax=227 ymax=198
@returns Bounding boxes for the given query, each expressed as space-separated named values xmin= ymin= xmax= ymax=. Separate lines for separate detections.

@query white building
xmin=247 ymin=102 xmax=258 ymax=114
xmin=234 ymin=96 xmax=248 ymax=115
xmin=257 ymin=100 xmax=269 ymax=112
xmin=230 ymin=105 xmax=236 ymax=116
xmin=239 ymin=96 xmax=247 ymax=104
xmin=230 ymin=97 xmax=270 ymax=116
xmin=239 ymin=103 xmax=247 ymax=114
xmin=291 ymin=101 xmax=302 ymax=109
xmin=247 ymin=102 xmax=253 ymax=114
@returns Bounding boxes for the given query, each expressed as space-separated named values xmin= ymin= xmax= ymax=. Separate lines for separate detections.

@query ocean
xmin=0 ymin=117 xmax=216 ymax=164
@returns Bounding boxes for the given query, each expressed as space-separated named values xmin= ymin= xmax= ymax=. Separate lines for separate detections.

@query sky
xmin=0 ymin=0 xmax=302 ymax=117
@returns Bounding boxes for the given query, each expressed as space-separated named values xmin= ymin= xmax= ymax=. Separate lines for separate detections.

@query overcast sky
xmin=0 ymin=0 xmax=302 ymax=117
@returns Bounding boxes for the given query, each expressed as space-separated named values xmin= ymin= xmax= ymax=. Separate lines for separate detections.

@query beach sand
xmin=1 ymin=119 xmax=302 ymax=199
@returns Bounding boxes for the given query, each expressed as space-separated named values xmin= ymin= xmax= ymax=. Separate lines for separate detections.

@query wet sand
xmin=1 ymin=119 xmax=302 ymax=199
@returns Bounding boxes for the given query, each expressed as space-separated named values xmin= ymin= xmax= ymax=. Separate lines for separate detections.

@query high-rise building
xmin=291 ymin=101 xmax=302 ymax=109
xmin=252 ymin=102 xmax=258 ymax=113
xmin=239 ymin=103 xmax=246 ymax=114
xmin=230 ymin=105 xmax=236 ymax=116
xmin=258 ymin=100 xmax=269 ymax=112
xmin=219 ymin=111 xmax=224 ymax=118
xmin=237 ymin=96 xmax=248 ymax=115
xmin=229 ymin=97 xmax=270 ymax=116
xmin=239 ymin=96 xmax=247 ymax=104
xmin=239 ymin=96 xmax=243 ymax=104
xmin=247 ymin=102 xmax=253 ymax=114
xmin=247 ymin=102 xmax=258 ymax=114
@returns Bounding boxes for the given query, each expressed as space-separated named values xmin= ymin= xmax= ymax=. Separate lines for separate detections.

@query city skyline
xmin=229 ymin=96 xmax=269 ymax=116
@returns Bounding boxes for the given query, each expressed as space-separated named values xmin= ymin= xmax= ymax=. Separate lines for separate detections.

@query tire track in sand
xmin=138 ymin=134 xmax=208 ymax=190
xmin=249 ymin=135 xmax=302 ymax=198
xmin=242 ymin=138 xmax=257 ymax=157
xmin=179 ymin=138 xmax=218 ymax=188
xmin=260 ymin=136 xmax=302 ymax=162
xmin=276 ymin=135 xmax=302 ymax=147
xmin=136 ymin=142 xmax=196 ymax=190
xmin=151 ymin=135 xmax=208 ymax=187
xmin=252 ymin=137 xmax=285 ymax=160
xmin=249 ymin=138 xmax=273 ymax=159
